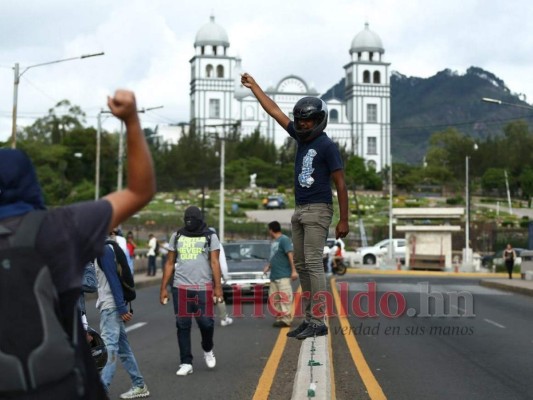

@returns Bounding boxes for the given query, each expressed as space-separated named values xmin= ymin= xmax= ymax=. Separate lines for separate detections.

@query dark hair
xmin=268 ymin=221 xmax=281 ymax=233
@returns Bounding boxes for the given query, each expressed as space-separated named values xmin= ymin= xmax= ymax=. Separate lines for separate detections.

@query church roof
xmin=195 ymin=16 xmax=229 ymax=48
xmin=350 ymin=23 xmax=384 ymax=54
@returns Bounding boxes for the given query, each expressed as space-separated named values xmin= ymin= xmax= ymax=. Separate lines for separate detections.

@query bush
xmin=446 ymin=196 xmax=463 ymax=205
xmin=237 ymin=201 xmax=259 ymax=210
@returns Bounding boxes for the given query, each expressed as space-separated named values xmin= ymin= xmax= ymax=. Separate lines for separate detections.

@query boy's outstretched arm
xmin=241 ymin=73 xmax=290 ymax=130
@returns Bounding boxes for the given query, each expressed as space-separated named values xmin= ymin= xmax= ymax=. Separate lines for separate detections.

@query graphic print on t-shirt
xmin=298 ymin=149 xmax=317 ymax=188
xmin=179 ymin=236 xmax=207 ymax=260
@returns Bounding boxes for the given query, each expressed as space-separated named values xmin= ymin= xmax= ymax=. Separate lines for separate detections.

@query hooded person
xmin=181 ymin=205 xmax=209 ymax=235
xmin=159 ymin=206 xmax=224 ymax=376
xmin=0 ymin=89 xmax=156 ymax=400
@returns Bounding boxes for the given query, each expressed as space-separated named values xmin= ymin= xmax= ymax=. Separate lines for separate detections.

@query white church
xmin=182 ymin=16 xmax=391 ymax=171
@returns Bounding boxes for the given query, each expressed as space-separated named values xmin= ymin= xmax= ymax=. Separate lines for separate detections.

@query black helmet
xmin=293 ymin=97 xmax=328 ymax=141
xmin=87 ymin=327 xmax=107 ymax=372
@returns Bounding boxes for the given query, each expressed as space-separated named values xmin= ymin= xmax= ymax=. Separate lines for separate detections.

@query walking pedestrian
xmin=159 ymin=206 xmax=223 ymax=376
xmin=96 ymin=235 xmax=150 ymax=398
xmin=147 ymin=233 xmax=157 ymax=276
xmin=263 ymin=221 xmax=298 ymax=328
xmin=503 ymin=243 xmax=517 ymax=279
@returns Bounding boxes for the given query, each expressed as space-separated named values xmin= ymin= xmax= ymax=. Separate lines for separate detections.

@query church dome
xmin=195 ymin=16 xmax=230 ymax=48
xmin=350 ymin=23 xmax=384 ymax=54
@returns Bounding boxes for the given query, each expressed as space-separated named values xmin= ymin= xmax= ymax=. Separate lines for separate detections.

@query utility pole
xmin=11 ymin=52 xmax=104 ymax=148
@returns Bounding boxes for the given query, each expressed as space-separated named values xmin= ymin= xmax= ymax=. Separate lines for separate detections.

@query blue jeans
xmin=171 ymin=287 xmax=215 ymax=365
xmin=99 ymin=308 xmax=145 ymax=391
xmin=291 ymin=203 xmax=333 ymax=325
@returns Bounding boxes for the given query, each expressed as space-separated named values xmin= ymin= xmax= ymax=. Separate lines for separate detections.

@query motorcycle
xmin=322 ymin=253 xmax=347 ymax=275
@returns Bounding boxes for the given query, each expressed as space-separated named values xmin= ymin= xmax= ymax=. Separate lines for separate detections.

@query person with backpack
xmin=159 ymin=206 xmax=223 ymax=376
xmin=0 ymin=89 xmax=155 ymax=400
xmin=95 ymin=232 xmax=149 ymax=398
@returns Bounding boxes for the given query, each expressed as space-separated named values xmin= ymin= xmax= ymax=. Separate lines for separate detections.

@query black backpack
xmin=98 ymin=239 xmax=136 ymax=303
xmin=0 ymin=211 xmax=80 ymax=395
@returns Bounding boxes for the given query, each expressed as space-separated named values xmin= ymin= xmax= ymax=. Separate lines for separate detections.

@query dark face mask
xmin=185 ymin=217 xmax=202 ymax=232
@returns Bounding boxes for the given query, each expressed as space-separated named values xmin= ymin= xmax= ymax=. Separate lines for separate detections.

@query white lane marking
xmin=450 ymin=304 xmax=466 ymax=313
xmin=484 ymin=318 xmax=505 ymax=329
xmin=125 ymin=322 xmax=147 ymax=333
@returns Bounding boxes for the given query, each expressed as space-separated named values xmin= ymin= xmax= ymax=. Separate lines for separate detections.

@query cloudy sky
xmin=1 ymin=0 xmax=532 ymax=143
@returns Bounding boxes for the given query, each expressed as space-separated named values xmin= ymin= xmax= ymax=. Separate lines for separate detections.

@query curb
xmin=479 ymin=279 xmax=533 ymax=297
xmin=291 ymin=335 xmax=331 ymax=400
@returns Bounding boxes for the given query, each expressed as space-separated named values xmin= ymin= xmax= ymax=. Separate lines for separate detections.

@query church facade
xmin=189 ymin=16 xmax=391 ymax=171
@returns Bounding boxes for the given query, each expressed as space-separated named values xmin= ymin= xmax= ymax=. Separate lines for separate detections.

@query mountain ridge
xmin=321 ymin=66 xmax=533 ymax=164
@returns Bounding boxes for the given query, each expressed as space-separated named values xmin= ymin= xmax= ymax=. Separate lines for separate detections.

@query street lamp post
xmin=116 ymin=105 xmax=163 ymax=191
xmin=465 ymin=143 xmax=478 ymax=272
xmin=95 ymin=109 xmax=113 ymax=199
xmin=10 ymin=52 xmax=104 ymax=149
xmin=207 ymin=123 xmax=238 ymax=243
xmin=481 ymin=97 xmax=533 ymax=215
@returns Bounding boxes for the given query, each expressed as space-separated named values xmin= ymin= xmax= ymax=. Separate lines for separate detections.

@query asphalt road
xmin=84 ymin=285 xmax=297 ymax=400
xmin=84 ymin=274 xmax=533 ymax=399
xmin=332 ymin=274 xmax=533 ymax=400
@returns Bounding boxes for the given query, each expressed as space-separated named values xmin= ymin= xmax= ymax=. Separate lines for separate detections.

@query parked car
xmin=355 ymin=238 xmax=406 ymax=265
xmin=222 ymin=240 xmax=271 ymax=303
xmin=264 ymin=195 xmax=286 ymax=210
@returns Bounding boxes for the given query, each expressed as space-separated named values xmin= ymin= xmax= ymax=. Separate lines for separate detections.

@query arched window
xmin=330 ymin=109 xmax=339 ymax=123
xmin=206 ymin=64 xmax=213 ymax=78
xmin=363 ymin=70 xmax=370 ymax=83
xmin=367 ymin=160 xmax=377 ymax=170
xmin=373 ymin=71 xmax=381 ymax=84
xmin=216 ymin=65 xmax=224 ymax=78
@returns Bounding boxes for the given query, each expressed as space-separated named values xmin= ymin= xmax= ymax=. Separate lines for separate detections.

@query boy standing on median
xmin=241 ymin=73 xmax=349 ymax=340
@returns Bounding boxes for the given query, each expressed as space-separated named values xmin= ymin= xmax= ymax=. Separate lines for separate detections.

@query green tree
xmin=481 ymin=168 xmax=507 ymax=196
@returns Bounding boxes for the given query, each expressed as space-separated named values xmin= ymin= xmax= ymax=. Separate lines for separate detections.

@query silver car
xmin=222 ymin=240 xmax=271 ymax=303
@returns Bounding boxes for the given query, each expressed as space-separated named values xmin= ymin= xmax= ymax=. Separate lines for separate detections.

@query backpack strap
xmin=11 ymin=211 xmax=47 ymax=248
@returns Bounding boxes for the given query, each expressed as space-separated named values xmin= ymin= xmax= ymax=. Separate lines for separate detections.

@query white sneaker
xmin=119 ymin=385 xmax=150 ymax=399
xmin=176 ymin=364 xmax=193 ymax=376
xmin=221 ymin=316 xmax=233 ymax=327
xmin=204 ymin=350 xmax=216 ymax=368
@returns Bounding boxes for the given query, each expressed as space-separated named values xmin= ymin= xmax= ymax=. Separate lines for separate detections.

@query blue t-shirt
xmin=287 ymin=122 xmax=343 ymax=205
xmin=269 ymin=234 xmax=293 ymax=280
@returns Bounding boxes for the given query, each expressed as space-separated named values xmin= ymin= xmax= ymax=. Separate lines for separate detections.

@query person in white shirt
xmin=147 ymin=233 xmax=157 ymax=276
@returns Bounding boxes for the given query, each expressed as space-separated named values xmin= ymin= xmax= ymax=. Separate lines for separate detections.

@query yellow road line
xmin=328 ymin=314 xmax=336 ymax=400
xmin=331 ymin=277 xmax=387 ymax=400
xmin=252 ymin=287 xmax=302 ymax=400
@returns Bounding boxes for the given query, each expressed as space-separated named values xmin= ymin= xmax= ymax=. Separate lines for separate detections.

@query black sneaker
xmin=286 ymin=320 xmax=309 ymax=338
xmin=295 ymin=323 xmax=328 ymax=340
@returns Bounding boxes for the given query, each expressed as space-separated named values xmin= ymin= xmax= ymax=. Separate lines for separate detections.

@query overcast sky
xmin=1 ymin=0 xmax=532 ymax=143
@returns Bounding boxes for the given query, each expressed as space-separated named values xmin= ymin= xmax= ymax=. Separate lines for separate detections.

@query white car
xmin=356 ymin=238 xmax=406 ymax=265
